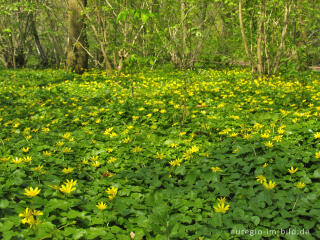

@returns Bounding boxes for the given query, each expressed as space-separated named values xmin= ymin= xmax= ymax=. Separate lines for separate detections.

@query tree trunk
xmin=30 ymin=13 xmax=48 ymax=67
xmin=257 ymin=1 xmax=265 ymax=76
xmin=180 ymin=0 xmax=187 ymax=68
xmin=239 ymin=0 xmax=254 ymax=73
xmin=67 ymin=0 xmax=88 ymax=74
xmin=273 ymin=1 xmax=291 ymax=74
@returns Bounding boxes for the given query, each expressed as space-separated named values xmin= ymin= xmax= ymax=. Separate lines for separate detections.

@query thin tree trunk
xmin=239 ymin=0 xmax=253 ymax=72
xmin=273 ymin=1 xmax=292 ymax=74
xmin=181 ymin=0 xmax=187 ymax=68
xmin=30 ymin=13 xmax=48 ymax=67
xmin=257 ymin=1 xmax=265 ymax=75
xmin=66 ymin=0 xmax=88 ymax=74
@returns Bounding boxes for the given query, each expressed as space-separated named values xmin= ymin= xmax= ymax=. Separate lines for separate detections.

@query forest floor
xmin=0 ymin=68 xmax=319 ymax=239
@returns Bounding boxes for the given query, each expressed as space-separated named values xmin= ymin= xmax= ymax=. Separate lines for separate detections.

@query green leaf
xmin=73 ymin=229 xmax=86 ymax=239
xmin=0 ymin=199 xmax=9 ymax=208
xmin=141 ymin=13 xmax=149 ymax=23
xmin=251 ymin=216 xmax=260 ymax=226
xmin=313 ymin=169 xmax=320 ymax=178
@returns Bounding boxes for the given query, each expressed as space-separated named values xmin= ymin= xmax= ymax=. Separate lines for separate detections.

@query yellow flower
xmin=56 ymin=141 xmax=65 ymax=146
xmin=243 ymin=133 xmax=251 ymax=139
xmin=211 ymin=166 xmax=222 ymax=172
xmin=155 ymin=152 xmax=164 ymax=159
xmin=106 ymin=187 xmax=118 ymax=200
xmin=82 ymin=159 xmax=89 ymax=165
xmin=288 ymin=166 xmax=298 ymax=174
xmin=91 ymin=156 xmax=99 ymax=161
xmin=264 ymin=141 xmax=273 ymax=148
xmin=272 ymin=135 xmax=283 ymax=142
xmin=170 ymin=143 xmax=178 ymax=148
xmin=12 ymin=157 xmax=23 ymax=164
xmin=92 ymin=161 xmax=101 ymax=167
xmin=62 ymin=147 xmax=73 ymax=153
xmin=43 ymin=151 xmax=52 ymax=157
xmin=21 ymin=147 xmax=30 ymax=153
xmin=32 ymin=165 xmax=43 ymax=171
xmin=23 ymin=156 xmax=32 ymax=163
xmin=19 ymin=208 xmax=33 ymax=220
xmin=256 ymin=175 xmax=267 ymax=184
xmin=314 ymin=132 xmax=320 ymax=139
xmin=316 ymin=151 xmax=320 ymax=159
xmin=59 ymin=182 xmax=76 ymax=194
xmin=62 ymin=132 xmax=71 ymax=139
xmin=109 ymin=132 xmax=118 ymax=138
xmin=108 ymin=157 xmax=117 ymax=163
xmin=262 ymin=163 xmax=268 ymax=168
xmin=104 ymin=127 xmax=113 ymax=135
xmin=263 ymin=180 xmax=276 ymax=190
xmin=232 ymin=148 xmax=239 ymax=153
xmin=64 ymin=179 xmax=77 ymax=186
xmin=62 ymin=167 xmax=74 ymax=174
xmin=169 ymin=158 xmax=182 ymax=167
xmin=0 ymin=157 xmax=10 ymax=162
xmin=214 ymin=202 xmax=230 ymax=213
xmin=106 ymin=148 xmax=113 ymax=153
xmin=190 ymin=145 xmax=199 ymax=153
xmin=132 ymin=146 xmax=143 ymax=153
xmin=296 ymin=182 xmax=306 ymax=189
xmin=32 ymin=209 xmax=43 ymax=216
xmin=96 ymin=202 xmax=107 ymax=210
xmin=24 ymin=187 xmax=41 ymax=197
xmin=261 ymin=133 xmax=270 ymax=138
xmin=19 ymin=208 xmax=42 ymax=228
xmin=122 ymin=136 xmax=131 ymax=143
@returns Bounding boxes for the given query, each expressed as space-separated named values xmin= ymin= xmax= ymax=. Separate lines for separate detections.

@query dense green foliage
xmin=0 ymin=69 xmax=319 ymax=239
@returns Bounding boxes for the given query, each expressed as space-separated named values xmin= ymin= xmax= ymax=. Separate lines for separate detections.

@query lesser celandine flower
xmin=288 ymin=166 xmax=298 ymax=174
xmin=108 ymin=157 xmax=117 ymax=163
xmin=256 ymin=175 xmax=267 ymax=184
xmin=106 ymin=187 xmax=118 ymax=200
xmin=12 ymin=157 xmax=23 ymax=164
xmin=62 ymin=167 xmax=74 ymax=174
xmin=32 ymin=165 xmax=43 ymax=171
xmin=314 ymin=132 xmax=320 ymax=139
xmin=23 ymin=156 xmax=32 ymax=163
xmin=214 ymin=198 xmax=230 ymax=214
xmin=264 ymin=141 xmax=273 ymax=148
xmin=211 ymin=166 xmax=222 ymax=172
xmin=296 ymin=182 xmax=306 ymax=189
xmin=92 ymin=161 xmax=101 ymax=167
xmin=24 ymin=187 xmax=41 ymax=197
xmin=316 ymin=151 xmax=320 ymax=159
xmin=19 ymin=208 xmax=42 ymax=228
xmin=21 ymin=147 xmax=30 ymax=152
xmin=43 ymin=151 xmax=51 ymax=157
xmin=64 ymin=179 xmax=77 ymax=186
xmin=155 ymin=152 xmax=164 ymax=159
xmin=96 ymin=202 xmax=107 ymax=210
xmin=59 ymin=179 xmax=77 ymax=194
xmin=263 ymin=180 xmax=276 ymax=190
xmin=132 ymin=146 xmax=143 ymax=153
xmin=169 ymin=158 xmax=182 ymax=167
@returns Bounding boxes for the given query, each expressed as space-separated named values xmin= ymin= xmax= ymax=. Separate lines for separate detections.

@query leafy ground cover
xmin=0 ymin=68 xmax=319 ymax=240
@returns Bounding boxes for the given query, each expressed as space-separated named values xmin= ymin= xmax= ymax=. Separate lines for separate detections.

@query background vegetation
xmin=0 ymin=0 xmax=319 ymax=74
